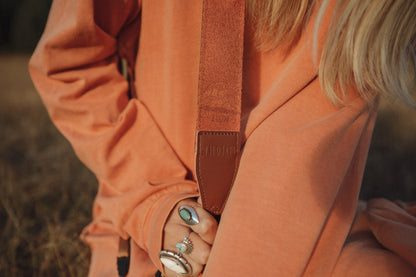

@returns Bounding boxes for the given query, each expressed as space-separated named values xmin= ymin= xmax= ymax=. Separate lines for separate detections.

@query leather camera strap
xmin=196 ymin=0 xmax=245 ymax=215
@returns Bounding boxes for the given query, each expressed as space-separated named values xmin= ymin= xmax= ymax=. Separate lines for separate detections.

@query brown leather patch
xmin=196 ymin=131 xmax=240 ymax=214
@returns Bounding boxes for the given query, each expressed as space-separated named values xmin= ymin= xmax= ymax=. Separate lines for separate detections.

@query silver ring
xmin=176 ymin=233 xmax=193 ymax=255
xmin=178 ymin=206 xmax=199 ymax=225
xmin=159 ymin=250 xmax=192 ymax=275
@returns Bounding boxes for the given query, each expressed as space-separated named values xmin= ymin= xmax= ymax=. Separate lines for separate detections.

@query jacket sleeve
xmin=28 ymin=0 xmax=198 ymax=272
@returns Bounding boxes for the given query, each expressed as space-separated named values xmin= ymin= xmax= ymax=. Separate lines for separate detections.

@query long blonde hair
xmin=247 ymin=0 xmax=416 ymax=106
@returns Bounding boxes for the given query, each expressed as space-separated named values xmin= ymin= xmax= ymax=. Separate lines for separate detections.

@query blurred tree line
xmin=0 ymin=0 xmax=52 ymax=52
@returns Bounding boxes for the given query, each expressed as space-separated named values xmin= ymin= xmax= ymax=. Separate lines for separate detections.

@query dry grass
xmin=0 ymin=54 xmax=96 ymax=276
xmin=0 ymin=54 xmax=415 ymax=276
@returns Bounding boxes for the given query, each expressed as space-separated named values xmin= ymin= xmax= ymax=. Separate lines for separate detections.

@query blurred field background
xmin=0 ymin=0 xmax=415 ymax=276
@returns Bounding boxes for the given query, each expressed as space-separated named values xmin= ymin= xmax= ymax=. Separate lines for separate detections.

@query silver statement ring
xmin=176 ymin=233 xmax=193 ymax=255
xmin=178 ymin=206 xmax=199 ymax=226
xmin=159 ymin=250 xmax=192 ymax=275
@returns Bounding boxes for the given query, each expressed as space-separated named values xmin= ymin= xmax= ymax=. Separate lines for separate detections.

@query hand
xmin=161 ymin=199 xmax=218 ymax=277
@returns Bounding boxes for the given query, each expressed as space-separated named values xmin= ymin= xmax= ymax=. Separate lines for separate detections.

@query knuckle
xmin=198 ymin=220 xmax=212 ymax=234
xmin=199 ymin=245 xmax=211 ymax=263
xmin=199 ymin=215 xmax=218 ymax=233
xmin=189 ymin=263 xmax=202 ymax=277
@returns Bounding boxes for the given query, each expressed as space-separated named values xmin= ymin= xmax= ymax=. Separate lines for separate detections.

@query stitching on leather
xmin=197 ymin=132 xmax=207 ymax=210
xmin=200 ymin=131 xmax=237 ymax=136
xmin=196 ymin=131 xmax=240 ymax=214
xmin=219 ymin=132 xmax=239 ymax=212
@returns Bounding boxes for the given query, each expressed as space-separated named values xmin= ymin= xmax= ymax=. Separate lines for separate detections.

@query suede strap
xmin=196 ymin=0 xmax=245 ymax=215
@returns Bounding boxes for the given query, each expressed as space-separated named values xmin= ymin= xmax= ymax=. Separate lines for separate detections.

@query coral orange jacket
xmin=29 ymin=0 xmax=416 ymax=276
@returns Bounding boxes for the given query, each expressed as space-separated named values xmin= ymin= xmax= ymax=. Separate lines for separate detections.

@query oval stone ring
xmin=178 ymin=206 xmax=199 ymax=226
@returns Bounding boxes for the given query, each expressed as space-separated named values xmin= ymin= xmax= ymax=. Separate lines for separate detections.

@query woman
xmin=29 ymin=0 xmax=416 ymax=276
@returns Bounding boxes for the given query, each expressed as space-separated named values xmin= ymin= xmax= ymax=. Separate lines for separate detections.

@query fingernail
xmin=178 ymin=206 xmax=199 ymax=225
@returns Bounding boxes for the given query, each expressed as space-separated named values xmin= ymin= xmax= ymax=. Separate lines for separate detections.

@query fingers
xmin=188 ymin=206 xmax=218 ymax=244
xmin=187 ymin=232 xmax=211 ymax=265
xmin=162 ymin=224 xmax=209 ymax=277
xmin=164 ymin=226 xmax=211 ymax=264
xmin=174 ymin=199 xmax=219 ymax=245
xmin=161 ymin=199 xmax=218 ymax=277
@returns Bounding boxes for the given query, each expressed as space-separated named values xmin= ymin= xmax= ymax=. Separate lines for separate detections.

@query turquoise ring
xmin=178 ymin=206 xmax=199 ymax=226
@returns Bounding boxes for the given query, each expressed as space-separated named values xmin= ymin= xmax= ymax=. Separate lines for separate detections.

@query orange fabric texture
xmin=29 ymin=0 xmax=416 ymax=276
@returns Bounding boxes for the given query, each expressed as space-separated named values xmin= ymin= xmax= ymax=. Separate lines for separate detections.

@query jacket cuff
xmin=124 ymin=181 xmax=199 ymax=273
xmin=82 ymin=233 xmax=120 ymax=277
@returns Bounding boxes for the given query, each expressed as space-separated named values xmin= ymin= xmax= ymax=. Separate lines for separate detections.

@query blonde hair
xmin=247 ymin=0 xmax=416 ymax=106
xmin=246 ymin=0 xmax=315 ymax=50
